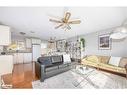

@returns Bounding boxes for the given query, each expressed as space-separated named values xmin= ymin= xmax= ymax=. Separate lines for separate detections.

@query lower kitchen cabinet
xmin=23 ymin=53 xmax=32 ymax=63
xmin=13 ymin=53 xmax=32 ymax=64
xmin=17 ymin=53 xmax=24 ymax=64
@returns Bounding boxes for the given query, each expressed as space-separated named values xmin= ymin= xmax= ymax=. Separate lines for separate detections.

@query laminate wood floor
xmin=2 ymin=63 xmax=38 ymax=89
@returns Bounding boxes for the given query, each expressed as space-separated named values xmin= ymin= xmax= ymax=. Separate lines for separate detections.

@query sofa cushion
xmin=108 ymin=57 xmax=121 ymax=67
xmin=51 ymin=55 xmax=63 ymax=63
xmin=86 ymin=55 xmax=98 ymax=63
xmin=98 ymin=56 xmax=110 ymax=64
xmin=37 ymin=57 xmax=52 ymax=66
xmin=96 ymin=56 xmax=102 ymax=63
xmin=119 ymin=57 xmax=127 ymax=68
xmin=82 ymin=59 xmax=99 ymax=67
xmin=45 ymin=66 xmax=59 ymax=72
xmin=59 ymin=64 xmax=68 ymax=68
xmin=98 ymin=63 xmax=126 ymax=74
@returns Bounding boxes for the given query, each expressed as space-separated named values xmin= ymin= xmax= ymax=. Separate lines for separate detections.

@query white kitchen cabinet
xmin=13 ymin=53 xmax=24 ymax=64
xmin=0 ymin=25 xmax=11 ymax=45
xmin=13 ymin=53 xmax=32 ymax=64
xmin=23 ymin=53 xmax=32 ymax=63
xmin=13 ymin=53 xmax=18 ymax=64
xmin=0 ymin=55 xmax=13 ymax=75
xmin=31 ymin=38 xmax=41 ymax=44
xmin=17 ymin=53 xmax=24 ymax=64
xmin=25 ymin=38 xmax=32 ymax=48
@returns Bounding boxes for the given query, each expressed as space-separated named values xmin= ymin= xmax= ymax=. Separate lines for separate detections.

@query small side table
xmin=125 ymin=64 xmax=127 ymax=79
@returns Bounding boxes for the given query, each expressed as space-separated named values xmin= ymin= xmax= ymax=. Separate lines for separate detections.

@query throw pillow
xmin=119 ymin=57 xmax=127 ymax=68
xmin=86 ymin=55 xmax=98 ymax=63
xmin=108 ymin=56 xmax=121 ymax=67
xmin=99 ymin=56 xmax=110 ymax=64
xmin=63 ymin=54 xmax=71 ymax=64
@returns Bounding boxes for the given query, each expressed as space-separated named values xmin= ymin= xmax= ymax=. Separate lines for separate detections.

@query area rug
xmin=32 ymin=69 xmax=127 ymax=89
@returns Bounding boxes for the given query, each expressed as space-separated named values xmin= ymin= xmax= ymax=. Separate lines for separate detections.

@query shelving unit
xmin=66 ymin=40 xmax=81 ymax=62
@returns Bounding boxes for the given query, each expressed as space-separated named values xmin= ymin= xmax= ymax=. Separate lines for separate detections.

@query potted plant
xmin=80 ymin=38 xmax=85 ymax=49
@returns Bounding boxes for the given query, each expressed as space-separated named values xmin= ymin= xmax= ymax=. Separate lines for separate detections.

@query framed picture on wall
xmin=98 ymin=34 xmax=111 ymax=50
xmin=56 ymin=39 xmax=66 ymax=52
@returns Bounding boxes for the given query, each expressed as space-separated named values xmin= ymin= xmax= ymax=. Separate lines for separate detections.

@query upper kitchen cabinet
xmin=25 ymin=38 xmax=32 ymax=48
xmin=0 ymin=25 xmax=11 ymax=45
xmin=31 ymin=38 xmax=41 ymax=44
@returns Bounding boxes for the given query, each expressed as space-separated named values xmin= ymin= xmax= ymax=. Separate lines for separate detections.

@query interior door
xmin=32 ymin=44 xmax=41 ymax=62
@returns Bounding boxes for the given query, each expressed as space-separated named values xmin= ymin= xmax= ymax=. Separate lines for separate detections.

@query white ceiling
xmin=0 ymin=7 xmax=127 ymax=40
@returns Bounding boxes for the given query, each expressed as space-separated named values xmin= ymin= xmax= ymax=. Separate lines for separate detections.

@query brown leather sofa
xmin=81 ymin=55 xmax=127 ymax=75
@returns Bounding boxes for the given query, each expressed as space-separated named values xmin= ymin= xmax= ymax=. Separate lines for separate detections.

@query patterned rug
xmin=32 ymin=69 xmax=127 ymax=89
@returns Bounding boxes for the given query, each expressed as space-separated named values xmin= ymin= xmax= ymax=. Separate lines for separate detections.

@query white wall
xmin=68 ymin=28 xmax=127 ymax=57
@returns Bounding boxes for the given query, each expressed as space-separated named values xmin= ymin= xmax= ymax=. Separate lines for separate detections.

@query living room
xmin=0 ymin=7 xmax=127 ymax=89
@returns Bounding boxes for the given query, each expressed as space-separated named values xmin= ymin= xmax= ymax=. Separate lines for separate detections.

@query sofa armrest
xmin=35 ymin=62 xmax=46 ymax=82
xmin=40 ymin=65 xmax=45 ymax=82
xmin=35 ymin=62 xmax=41 ymax=78
xmin=81 ymin=58 xmax=87 ymax=64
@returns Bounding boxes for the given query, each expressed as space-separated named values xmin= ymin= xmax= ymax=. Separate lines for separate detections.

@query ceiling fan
xmin=49 ymin=12 xmax=81 ymax=31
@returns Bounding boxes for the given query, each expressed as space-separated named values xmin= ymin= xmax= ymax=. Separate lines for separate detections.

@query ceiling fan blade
xmin=68 ymin=20 xmax=81 ymax=24
xmin=55 ymin=24 xmax=64 ymax=29
xmin=49 ymin=19 xmax=62 ymax=23
xmin=64 ymin=12 xmax=71 ymax=23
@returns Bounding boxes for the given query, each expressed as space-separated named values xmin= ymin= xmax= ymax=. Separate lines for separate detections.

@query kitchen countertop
xmin=4 ymin=50 xmax=32 ymax=53
xmin=0 ymin=54 xmax=13 ymax=56
xmin=0 ymin=51 xmax=32 ymax=56
xmin=6 ymin=51 xmax=32 ymax=53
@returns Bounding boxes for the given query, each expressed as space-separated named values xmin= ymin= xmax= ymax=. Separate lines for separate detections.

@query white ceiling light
xmin=120 ymin=27 xmax=127 ymax=33
xmin=110 ymin=32 xmax=127 ymax=39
